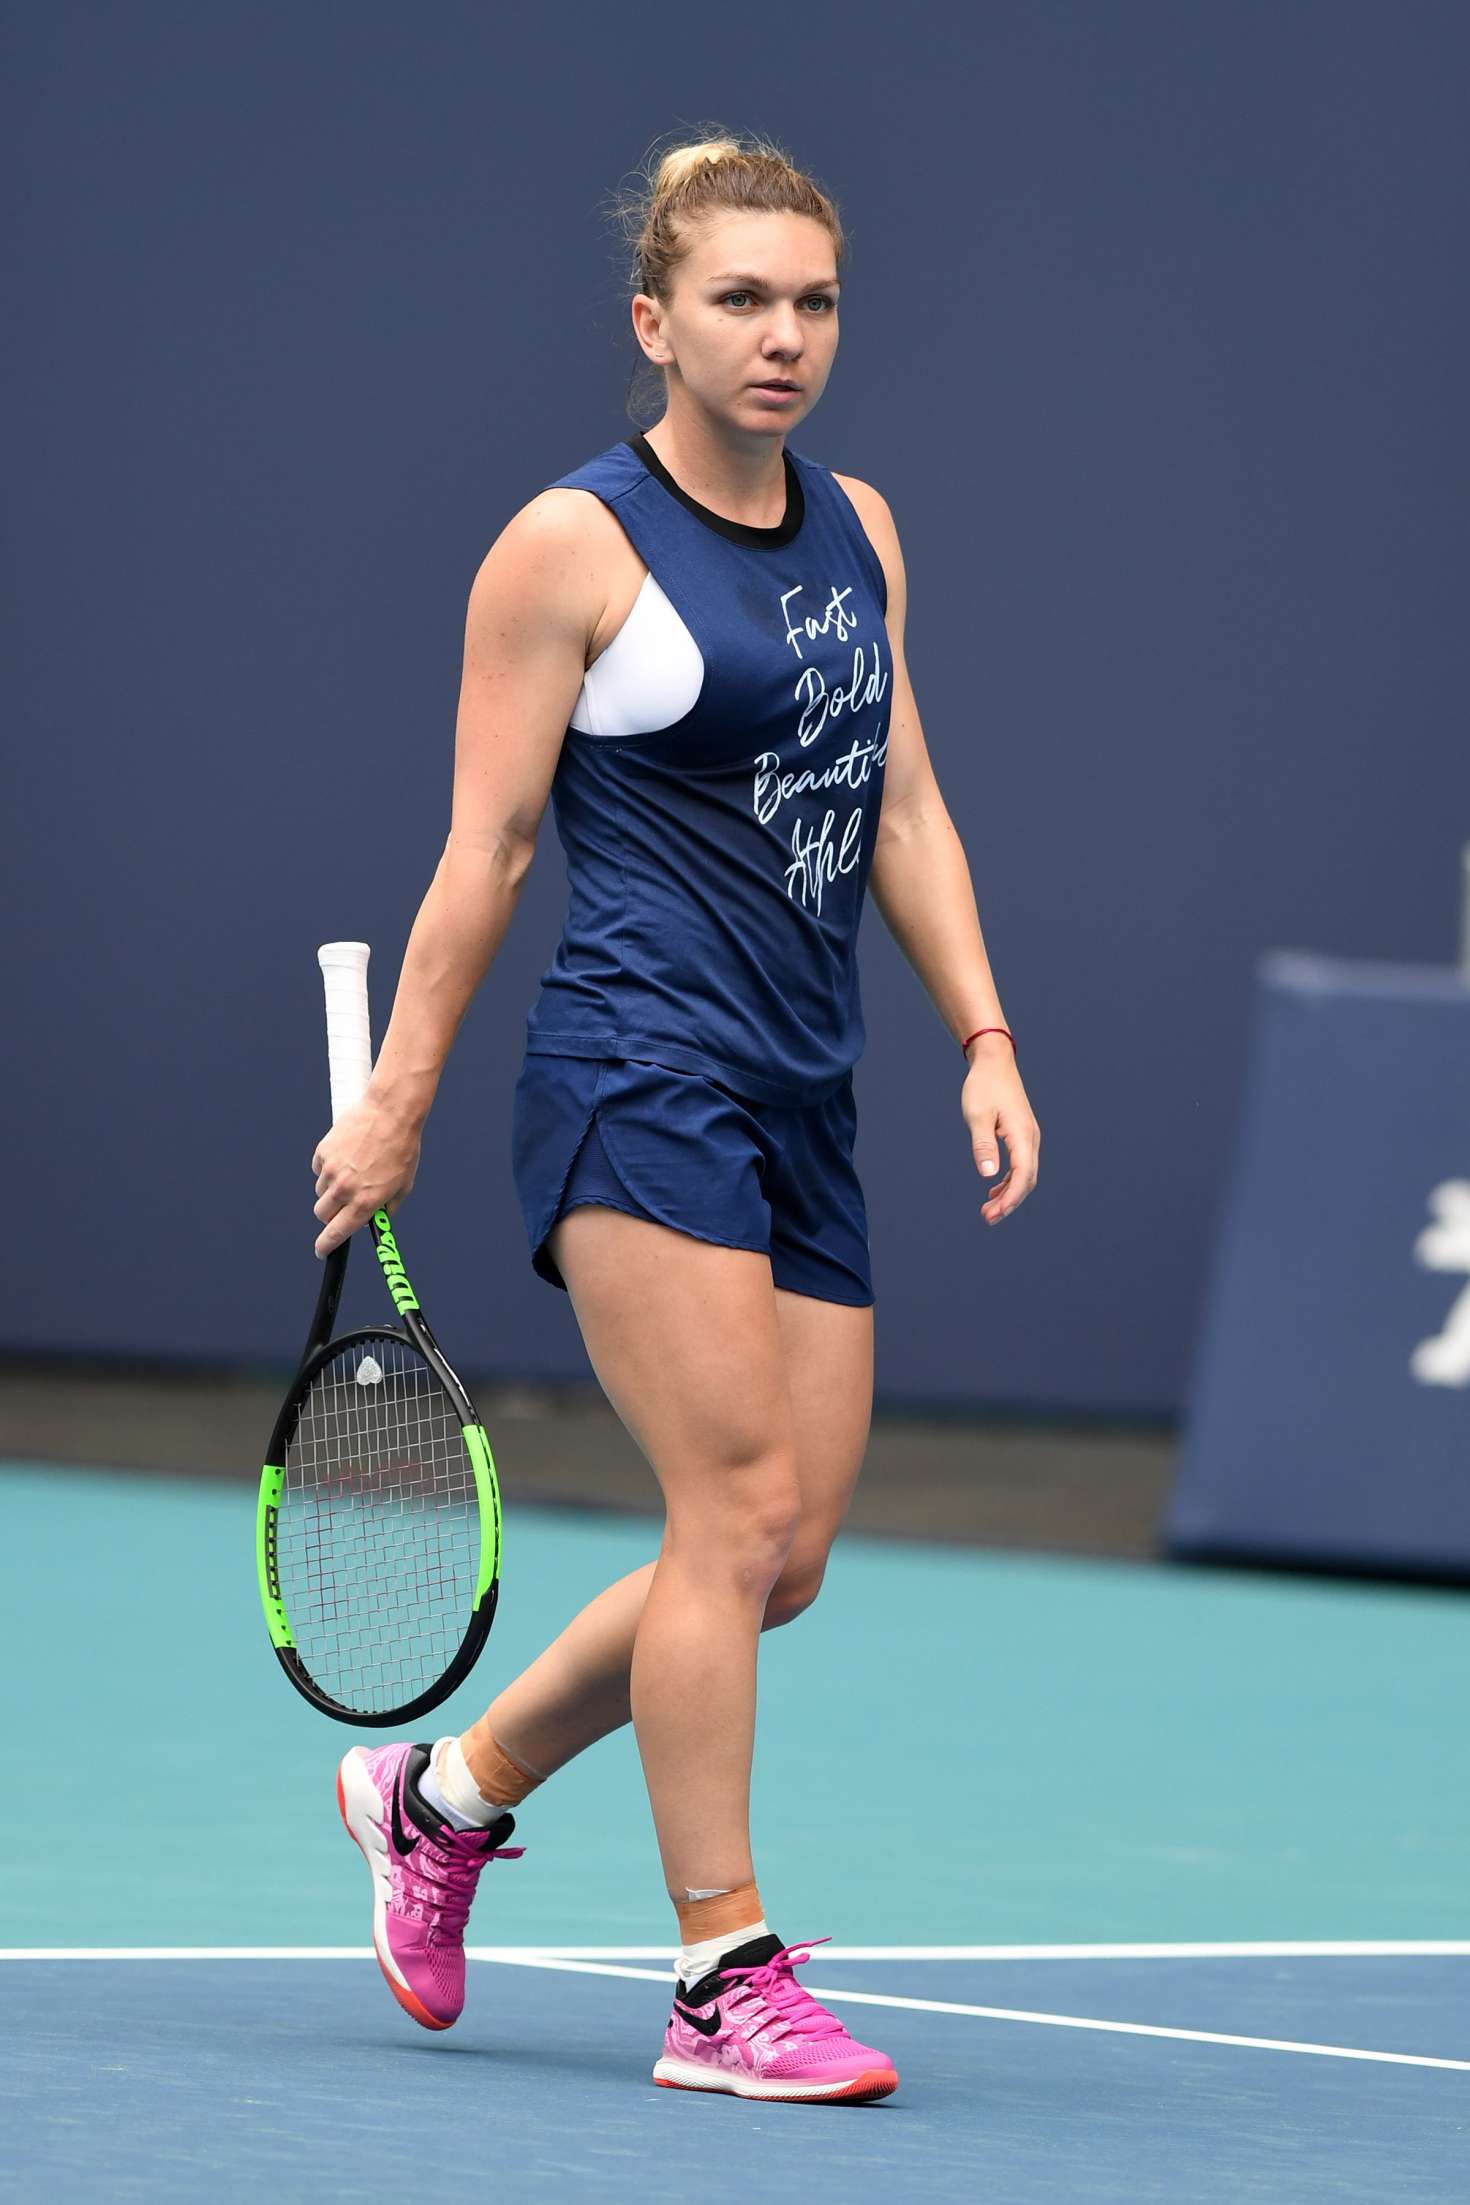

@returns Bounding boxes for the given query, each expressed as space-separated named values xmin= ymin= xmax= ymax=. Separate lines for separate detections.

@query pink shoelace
xmin=403 ymin=1826 xmax=525 ymax=1945
xmin=716 ymin=1937 xmax=845 ymax=2042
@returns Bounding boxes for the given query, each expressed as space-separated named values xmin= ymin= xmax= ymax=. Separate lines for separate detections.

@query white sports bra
xmin=569 ymin=570 xmax=705 ymax=738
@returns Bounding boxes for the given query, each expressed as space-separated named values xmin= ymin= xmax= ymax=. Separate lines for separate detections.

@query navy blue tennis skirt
xmin=510 ymin=1053 xmax=874 ymax=1308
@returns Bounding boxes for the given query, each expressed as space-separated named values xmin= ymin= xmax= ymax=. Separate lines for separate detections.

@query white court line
xmin=4 ymin=1941 xmax=1470 ymax=1961
xmin=1 ymin=1945 xmax=1464 ymax=2073
xmin=472 ymin=1954 xmax=1470 ymax=2073
xmin=482 ymin=1941 xmax=1470 ymax=1961
xmin=0 ymin=1948 xmax=377 ymax=1961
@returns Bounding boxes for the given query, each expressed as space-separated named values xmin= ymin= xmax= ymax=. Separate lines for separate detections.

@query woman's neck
xmin=640 ymin=416 xmax=789 ymax=531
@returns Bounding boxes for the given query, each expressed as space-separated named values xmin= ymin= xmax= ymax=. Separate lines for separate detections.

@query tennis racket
xmin=255 ymin=939 xmax=505 ymax=1725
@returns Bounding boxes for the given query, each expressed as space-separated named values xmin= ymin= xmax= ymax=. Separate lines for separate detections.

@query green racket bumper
xmin=463 ymin=1423 xmax=503 ymax=1602
xmin=256 ymin=1462 xmax=296 ymax=1649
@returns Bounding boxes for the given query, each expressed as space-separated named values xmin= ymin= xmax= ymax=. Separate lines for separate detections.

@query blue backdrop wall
xmin=4 ymin=1 xmax=1466 ymax=1412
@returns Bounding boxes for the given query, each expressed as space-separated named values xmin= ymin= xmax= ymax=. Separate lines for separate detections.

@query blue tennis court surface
xmin=3 ymin=1463 xmax=1466 ymax=2199
xmin=5 ymin=1951 xmax=1466 ymax=2199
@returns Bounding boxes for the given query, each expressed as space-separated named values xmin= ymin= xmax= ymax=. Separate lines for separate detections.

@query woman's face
xmin=635 ymin=210 xmax=840 ymax=436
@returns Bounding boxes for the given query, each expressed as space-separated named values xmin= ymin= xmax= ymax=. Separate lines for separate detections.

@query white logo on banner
xmin=1409 ymin=1179 xmax=1470 ymax=1387
xmin=751 ymin=581 xmax=891 ymax=918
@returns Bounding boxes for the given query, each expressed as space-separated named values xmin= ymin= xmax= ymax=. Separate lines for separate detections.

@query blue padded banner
xmin=1166 ymin=953 xmax=1470 ymax=1577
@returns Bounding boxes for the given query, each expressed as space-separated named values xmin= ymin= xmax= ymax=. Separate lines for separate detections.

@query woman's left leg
xmin=463 ymin=1290 xmax=873 ymax=1784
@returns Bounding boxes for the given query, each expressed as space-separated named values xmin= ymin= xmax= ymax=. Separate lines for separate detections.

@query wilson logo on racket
xmin=372 ymin=1211 xmax=421 ymax=1313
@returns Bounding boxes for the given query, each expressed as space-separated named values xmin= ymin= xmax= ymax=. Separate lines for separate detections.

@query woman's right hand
xmin=311 ymin=1095 xmax=423 ymax=1259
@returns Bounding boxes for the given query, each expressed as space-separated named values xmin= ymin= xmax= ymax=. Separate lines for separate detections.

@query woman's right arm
xmin=311 ymin=493 xmax=599 ymax=1257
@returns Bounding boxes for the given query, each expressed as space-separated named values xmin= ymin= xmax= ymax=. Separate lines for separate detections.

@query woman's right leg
xmin=528 ymin=1200 xmax=801 ymax=1901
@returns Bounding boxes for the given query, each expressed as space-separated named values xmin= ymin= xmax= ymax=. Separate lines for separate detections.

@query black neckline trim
xmin=624 ymin=432 xmax=804 ymax=548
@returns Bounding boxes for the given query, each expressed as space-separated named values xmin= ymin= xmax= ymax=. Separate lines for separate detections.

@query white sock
xmin=677 ymin=1918 xmax=769 ymax=1994
xmin=416 ymin=1736 xmax=507 ymax=1830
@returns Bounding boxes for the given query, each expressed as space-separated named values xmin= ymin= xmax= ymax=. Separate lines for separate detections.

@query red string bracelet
xmin=961 ymin=1025 xmax=1016 ymax=1060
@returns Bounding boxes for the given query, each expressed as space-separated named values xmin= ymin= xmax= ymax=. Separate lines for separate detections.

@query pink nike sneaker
xmin=653 ymin=1932 xmax=898 ymax=2103
xmin=336 ymin=1740 xmax=524 ymax=2030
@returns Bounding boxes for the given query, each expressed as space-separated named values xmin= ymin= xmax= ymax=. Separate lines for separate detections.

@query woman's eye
xmin=718 ymin=292 xmax=835 ymax=312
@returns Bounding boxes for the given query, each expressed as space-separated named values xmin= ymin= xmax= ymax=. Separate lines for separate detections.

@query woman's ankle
xmin=673 ymin=1881 xmax=764 ymax=1946
xmin=460 ymin=1719 xmax=547 ymax=1808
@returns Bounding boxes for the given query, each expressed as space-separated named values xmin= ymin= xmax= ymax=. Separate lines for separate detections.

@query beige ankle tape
xmin=674 ymin=1881 xmax=764 ymax=1944
xmin=464 ymin=1729 xmax=545 ymax=1808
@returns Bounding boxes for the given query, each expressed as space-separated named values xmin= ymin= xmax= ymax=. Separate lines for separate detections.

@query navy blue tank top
xmin=523 ymin=432 xmax=892 ymax=1106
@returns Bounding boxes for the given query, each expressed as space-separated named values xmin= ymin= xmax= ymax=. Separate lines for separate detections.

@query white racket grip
xmin=318 ymin=941 xmax=374 ymax=1123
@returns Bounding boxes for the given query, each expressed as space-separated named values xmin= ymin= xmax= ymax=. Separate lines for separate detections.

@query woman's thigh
xmin=772 ymin=1286 xmax=874 ymax=1558
xmin=545 ymin=1204 xmax=802 ymax=1544
xmin=547 ymin=1200 xmax=872 ymax=1573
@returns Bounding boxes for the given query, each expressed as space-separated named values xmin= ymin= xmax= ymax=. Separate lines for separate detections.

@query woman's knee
xmin=663 ymin=1457 xmax=803 ymax=1602
xmin=762 ymin=1547 xmax=829 ymax=1631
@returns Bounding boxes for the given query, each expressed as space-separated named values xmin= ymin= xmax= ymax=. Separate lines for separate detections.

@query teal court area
xmin=3 ymin=1463 xmax=1466 ymax=2200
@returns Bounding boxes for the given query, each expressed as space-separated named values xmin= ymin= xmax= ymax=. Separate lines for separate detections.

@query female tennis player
xmin=311 ymin=127 xmax=1039 ymax=2104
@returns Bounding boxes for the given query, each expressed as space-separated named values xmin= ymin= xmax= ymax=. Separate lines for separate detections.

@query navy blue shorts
xmin=510 ymin=1054 xmax=874 ymax=1308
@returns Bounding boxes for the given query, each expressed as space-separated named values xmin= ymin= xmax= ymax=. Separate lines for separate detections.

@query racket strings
xmin=279 ymin=1334 xmax=479 ymax=1713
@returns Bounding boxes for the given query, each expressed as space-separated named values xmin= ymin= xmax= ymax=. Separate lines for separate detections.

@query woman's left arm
xmin=835 ymin=474 xmax=1040 ymax=1226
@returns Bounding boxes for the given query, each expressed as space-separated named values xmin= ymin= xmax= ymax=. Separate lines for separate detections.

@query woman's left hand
xmin=963 ymin=1038 xmax=1040 ymax=1224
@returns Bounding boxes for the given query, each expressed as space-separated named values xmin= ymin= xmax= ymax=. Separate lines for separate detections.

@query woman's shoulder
xmin=790 ymin=450 xmax=896 ymax=553
xmin=497 ymin=442 xmax=642 ymax=559
xmin=822 ymin=465 xmax=893 ymax=532
xmin=469 ymin=446 xmax=645 ymax=646
xmin=822 ymin=466 xmax=901 ymax=614
xmin=544 ymin=437 xmax=646 ymax=503
xmin=512 ymin=439 xmax=648 ymax=554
